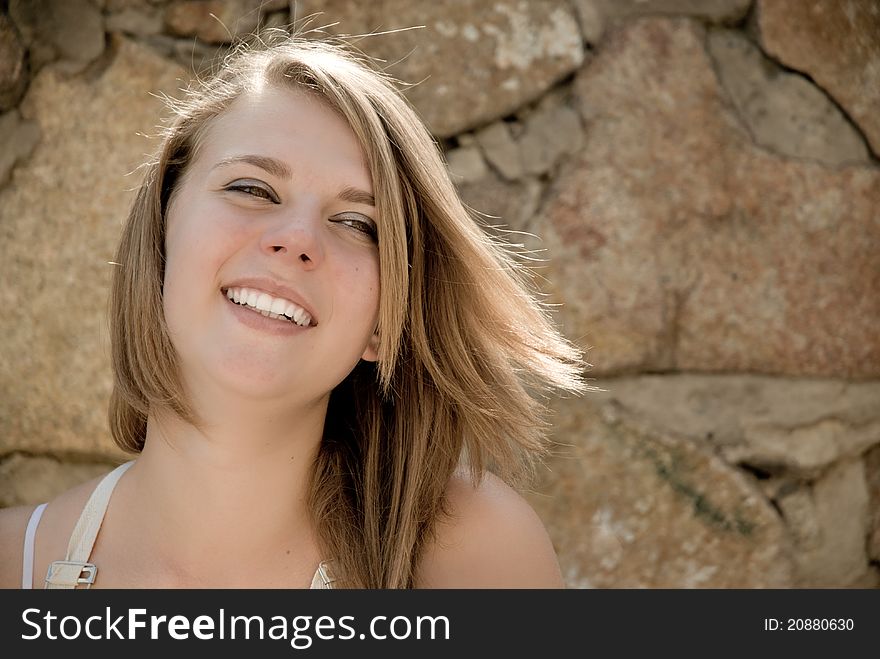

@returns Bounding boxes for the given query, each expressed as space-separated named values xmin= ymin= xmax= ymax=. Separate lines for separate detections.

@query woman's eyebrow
xmin=337 ymin=186 xmax=375 ymax=207
xmin=212 ymin=154 xmax=290 ymax=179
xmin=212 ymin=155 xmax=374 ymax=206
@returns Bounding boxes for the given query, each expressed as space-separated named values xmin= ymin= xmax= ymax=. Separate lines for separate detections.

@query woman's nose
xmin=259 ymin=212 xmax=324 ymax=268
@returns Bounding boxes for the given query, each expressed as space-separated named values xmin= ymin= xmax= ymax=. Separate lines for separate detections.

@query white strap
xmin=22 ymin=503 xmax=47 ymax=589
xmin=65 ymin=461 xmax=134 ymax=562
xmin=45 ymin=461 xmax=134 ymax=589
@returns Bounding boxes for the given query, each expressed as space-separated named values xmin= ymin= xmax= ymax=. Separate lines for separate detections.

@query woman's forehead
xmin=195 ymin=85 xmax=373 ymax=191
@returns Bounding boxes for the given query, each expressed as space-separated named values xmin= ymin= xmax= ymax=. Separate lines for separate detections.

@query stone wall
xmin=1 ymin=0 xmax=878 ymax=588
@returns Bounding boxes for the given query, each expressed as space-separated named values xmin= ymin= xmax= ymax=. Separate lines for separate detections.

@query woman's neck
xmin=116 ymin=397 xmax=328 ymax=579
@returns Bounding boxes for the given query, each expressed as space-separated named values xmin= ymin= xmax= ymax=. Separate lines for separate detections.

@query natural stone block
xmin=757 ymin=0 xmax=880 ymax=156
xmin=289 ymin=0 xmax=584 ymax=137
xmin=518 ymin=102 xmax=583 ymax=177
xmin=106 ymin=6 xmax=165 ymax=36
xmin=572 ymin=0 xmax=752 ymax=44
xmin=790 ymin=460 xmax=870 ymax=587
xmin=165 ymin=0 xmax=301 ymax=43
xmin=536 ymin=18 xmax=880 ymax=376
xmin=590 ymin=374 xmax=880 ymax=477
xmin=571 ymin=0 xmax=603 ymax=44
xmin=0 ymin=110 xmax=40 ymax=187
xmin=708 ymin=29 xmax=869 ymax=166
xmin=475 ymin=121 xmax=523 ymax=181
xmin=445 ymin=145 xmax=488 ymax=185
xmin=776 ymin=486 xmax=821 ymax=549
xmin=528 ymin=391 xmax=795 ymax=587
xmin=0 ymin=37 xmax=185 ymax=460
xmin=455 ymin=169 xmax=544 ymax=242
xmin=9 ymin=0 xmax=105 ymax=67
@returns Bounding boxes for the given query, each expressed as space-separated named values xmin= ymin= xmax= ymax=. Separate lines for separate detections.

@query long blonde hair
xmin=108 ymin=34 xmax=588 ymax=587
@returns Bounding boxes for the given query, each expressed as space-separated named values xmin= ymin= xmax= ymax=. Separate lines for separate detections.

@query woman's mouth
xmin=222 ymin=286 xmax=314 ymax=327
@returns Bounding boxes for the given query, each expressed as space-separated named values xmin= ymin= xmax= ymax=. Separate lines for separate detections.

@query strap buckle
xmin=45 ymin=560 xmax=97 ymax=588
xmin=314 ymin=561 xmax=337 ymax=588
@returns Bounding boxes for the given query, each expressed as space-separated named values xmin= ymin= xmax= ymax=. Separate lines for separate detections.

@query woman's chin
xmin=192 ymin=355 xmax=309 ymax=402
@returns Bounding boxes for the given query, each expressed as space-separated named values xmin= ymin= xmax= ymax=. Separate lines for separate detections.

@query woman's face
xmin=162 ymin=85 xmax=380 ymax=408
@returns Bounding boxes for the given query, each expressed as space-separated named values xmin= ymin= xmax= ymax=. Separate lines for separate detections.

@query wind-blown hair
xmin=108 ymin=32 xmax=589 ymax=588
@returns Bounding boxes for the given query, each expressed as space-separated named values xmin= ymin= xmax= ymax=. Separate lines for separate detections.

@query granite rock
xmin=0 ymin=37 xmax=185 ymax=459
xmin=0 ymin=110 xmax=40 ymax=187
xmin=572 ymin=0 xmax=753 ymax=44
xmin=290 ymin=0 xmax=584 ymax=137
xmin=596 ymin=374 xmax=880 ymax=477
xmin=787 ymin=460 xmax=871 ymax=586
xmin=757 ymin=0 xmax=880 ymax=156
xmin=528 ymin=390 xmax=794 ymax=587
xmin=536 ymin=18 xmax=880 ymax=376
xmin=164 ymin=0 xmax=288 ymax=43
xmin=708 ymin=28 xmax=869 ymax=166
xmin=9 ymin=0 xmax=105 ymax=69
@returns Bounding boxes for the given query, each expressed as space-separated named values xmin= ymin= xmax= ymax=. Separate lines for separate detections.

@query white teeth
xmin=224 ymin=286 xmax=313 ymax=327
xmin=269 ymin=297 xmax=287 ymax=315
xmin=256 ymin=293 xmax=272 ymax=312
xmin=293 ymin=309 xmax=312 ymax=327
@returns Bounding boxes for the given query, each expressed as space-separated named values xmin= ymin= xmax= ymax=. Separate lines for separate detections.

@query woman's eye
xmin=225 ymin=181 xmax=278 ymax=203
xmin=335 ymin=215 xmax=378 ymax=242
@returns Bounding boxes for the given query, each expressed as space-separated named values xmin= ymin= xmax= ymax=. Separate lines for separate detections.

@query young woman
xmin=0 ymin=35 xmax=587 ymax=589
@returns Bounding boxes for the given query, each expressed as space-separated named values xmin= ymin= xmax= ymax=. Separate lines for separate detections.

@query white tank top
xmin=21 ymin=461 xmax=336 ymax=589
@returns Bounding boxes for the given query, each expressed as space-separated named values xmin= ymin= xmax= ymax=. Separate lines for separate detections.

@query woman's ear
xmin=361 ymin=330 xmax=380 ymax=362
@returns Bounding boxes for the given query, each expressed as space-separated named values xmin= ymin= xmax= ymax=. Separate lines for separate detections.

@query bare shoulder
xmin=415 ymin=470 xmax=564 ymax=588
xmin=0 ymin=474 xmax=105 ymax=589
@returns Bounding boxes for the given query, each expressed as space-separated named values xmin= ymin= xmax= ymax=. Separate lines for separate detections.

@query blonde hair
xmin=108 ymin=33 xmax=588 ymax=587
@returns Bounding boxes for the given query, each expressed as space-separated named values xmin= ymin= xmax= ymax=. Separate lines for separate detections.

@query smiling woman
xmin=0 ymin=33 xmax=588 ymax=590
xmin=162 ymin=84 xmax=383 ymax=406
